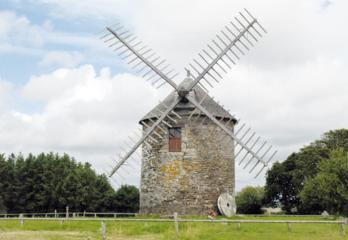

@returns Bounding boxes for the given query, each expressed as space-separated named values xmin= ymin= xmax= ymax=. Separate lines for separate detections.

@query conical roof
xmin=140 ymin=78 xmax=236 ymax=123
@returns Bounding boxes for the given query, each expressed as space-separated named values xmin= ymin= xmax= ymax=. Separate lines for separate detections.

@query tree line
xmin=264 ymin=128 xmax=348 ymax=215
xmin=0 ymin=153 xmax=139 ymax=213
xmin=236 ymin=129 xmax=348 ymax=215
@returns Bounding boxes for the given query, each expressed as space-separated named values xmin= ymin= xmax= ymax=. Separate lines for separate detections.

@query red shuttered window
xmin=168 ymin=128 xmax=181 ymax=152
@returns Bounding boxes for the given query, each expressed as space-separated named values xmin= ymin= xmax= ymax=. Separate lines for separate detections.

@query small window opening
xmin=168 ymin=127 xmax=181 ymax=152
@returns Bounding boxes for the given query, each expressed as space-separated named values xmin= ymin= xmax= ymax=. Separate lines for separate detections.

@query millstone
xmin=217 ymin=193 xmax=236 ymax=217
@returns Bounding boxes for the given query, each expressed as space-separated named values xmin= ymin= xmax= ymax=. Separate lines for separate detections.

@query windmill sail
xmin=186 ymin=94 xmax=277 ymax=177
xmin=186 ymin=8 xmax=267 ymax=92
xmin=109 ymin=98 xmax=182 ymax=177
xmin=100 ymin=25 xmax=179 ymax=90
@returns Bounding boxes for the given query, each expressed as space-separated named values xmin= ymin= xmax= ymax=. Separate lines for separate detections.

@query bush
xmin=236 ymin=186 xmax=264 ymax=214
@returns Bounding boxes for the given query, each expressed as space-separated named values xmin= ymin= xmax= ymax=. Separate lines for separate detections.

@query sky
xmin=0 ymin=0 xmax=347 ymax=191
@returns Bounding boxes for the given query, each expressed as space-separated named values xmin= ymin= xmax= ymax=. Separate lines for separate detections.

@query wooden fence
xmin=0 ymin=212 xmax=347 ymax=238
xmin=0 ymin=211 xmax=136 ymax=218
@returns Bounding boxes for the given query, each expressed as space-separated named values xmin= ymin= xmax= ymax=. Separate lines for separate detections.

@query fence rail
xmin=0 ymin=213 xmax=346 ymax=237
xmin=0 ymin=217 xmax=346 ymax=224
xmin=0 ymin=212 xmax=337 ymax=218
xmin=0 ymin=212 xmax=136 ymax=218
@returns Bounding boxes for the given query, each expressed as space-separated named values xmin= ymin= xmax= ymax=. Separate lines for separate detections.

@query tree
xmin=264 ymin=146 xmax=329 ymax=213
xmin=315 ymin=129 xmax=348 ymax=150
xmin=300 ymin=149 xmax=348 ymax=215
xmin=0 ymin=152 xmax=140 ymax=213
xmin=264 ymin=129 xmax=348 ymax=214
xmin=0 ymin=154 xmax=8 ymax=212
xmin=236 ymin=186 xmax=264 ymax=214
xmin=114 ymin=185 xmax=139 ymax=213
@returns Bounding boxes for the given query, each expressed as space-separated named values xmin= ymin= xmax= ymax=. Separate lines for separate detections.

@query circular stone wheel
xmin=217 ymin=193 xmax=236 ymax=217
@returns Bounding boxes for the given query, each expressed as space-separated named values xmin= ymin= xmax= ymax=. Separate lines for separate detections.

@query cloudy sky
xmin=0 ymin=0 xmax=347 ymax=191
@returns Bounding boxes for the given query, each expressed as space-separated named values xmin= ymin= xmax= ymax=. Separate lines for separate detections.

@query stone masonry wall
xmin=140 ymin=115 xmax=235 ymax=215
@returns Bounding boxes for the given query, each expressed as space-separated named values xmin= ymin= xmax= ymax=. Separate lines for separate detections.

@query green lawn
xmin=0 ymin=216 xmax=347 ymax=240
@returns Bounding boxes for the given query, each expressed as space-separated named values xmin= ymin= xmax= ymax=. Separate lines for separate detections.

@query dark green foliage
xmin=236 ymin=186 xmax=264 ymax=214
xmin=264 ymin=129 xmax=348 ymax=214
xmin=0 ymin=195 xmax=5 ymax=213
xmin=300 ymin=149 xmax=348 ymax=215
xmin=0 ymin=153 xmax=139 ymax=213
xmin=114 ymin=185 xmax=139 ymax=213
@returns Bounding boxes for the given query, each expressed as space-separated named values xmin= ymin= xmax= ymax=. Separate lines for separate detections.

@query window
xmin=168 ymin=127 xmax=181 ymax=152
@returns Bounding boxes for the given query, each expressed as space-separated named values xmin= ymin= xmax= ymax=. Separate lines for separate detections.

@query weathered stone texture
xmin=140 ymin=115 xmax=235 ymax=215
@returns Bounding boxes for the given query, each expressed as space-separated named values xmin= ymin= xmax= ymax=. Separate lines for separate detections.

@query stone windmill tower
xmin=99 ymin=9 xmax=277 ymax=215
xmin=139 ymin=78 xmax=236 ymax=214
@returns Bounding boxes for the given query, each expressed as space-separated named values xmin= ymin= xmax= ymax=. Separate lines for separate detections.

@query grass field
xmin=0 ymin=215 xmax=347 ymax=240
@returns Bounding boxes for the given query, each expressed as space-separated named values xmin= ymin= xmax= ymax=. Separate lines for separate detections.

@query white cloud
xmin=0 ymin=10 xmax=102 ymax=60
xmin=21 ymin=65 xmax=94 ymax=101
xmin=38 ymin=51 xmax=84 ymax=68
xmin=0 ymin=79 xmax=13 ymax=111
xmin=27 ymin=0 xmax=348 ymax=68
xmin=0 ymin=64 xmax=160 ymax=185
xmin=0 ymin=11 xmax=44 ymax=47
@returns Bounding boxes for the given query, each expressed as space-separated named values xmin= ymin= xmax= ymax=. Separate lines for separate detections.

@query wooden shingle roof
xmin=140 ymin=78 xmax=236 ymax=123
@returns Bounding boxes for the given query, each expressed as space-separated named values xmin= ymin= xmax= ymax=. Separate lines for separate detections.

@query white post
xmin=101 ymin=221 xmax=106 ymax=240
xmin=19 ymin=214 xmax=24 ymax=227
xmin=237 ymin=222 xmax=241 ymax=230
xmin=54 ymin=210 xmax=57 ymax=218
xmin=341 ymin=222 xmax=346 ymax=236
xmin=174 ymin=212 xmax=179 ymax=237
xmin=83 ymin=211 xmax=86 ymax=217
xmin=66 ymin=206 xmax=69 ymax=219
xmin=287 ymin=222 xmax=292 ymax=232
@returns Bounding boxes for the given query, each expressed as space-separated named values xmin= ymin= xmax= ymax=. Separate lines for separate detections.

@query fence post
xmin=237 ymin=222 xmax=241 ymax=230
xmin=101 ymin=221 xmax=106 ymax=240
xmin=174 ymin=212 xmax=179 ymax=238
xmin=54 ymin=210 xmax=57 ymax=218
xmin=94 ymin=213 xmax=97 ymax=218
xmin=83 ymin=211 xmax=86 ymax=218
xmin=19 ymin=214 xmax=24 ymax=227
xmin=287 ymin=222 xmax=292 ymax=232
xmin=73 ymin=213 xmax=76 ymax=218
xmin=340 ymin=221 xmax=346 ymax=236
xmin=66 ymin=206 xmax=69 ymax=219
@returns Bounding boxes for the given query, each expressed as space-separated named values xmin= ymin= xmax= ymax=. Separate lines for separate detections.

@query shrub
xmin=236 ymin=186 xmax=264 ymax=214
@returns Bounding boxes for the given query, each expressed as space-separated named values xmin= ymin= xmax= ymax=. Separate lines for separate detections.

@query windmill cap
xmin=139 ymin=78 xmax=237 ymax=124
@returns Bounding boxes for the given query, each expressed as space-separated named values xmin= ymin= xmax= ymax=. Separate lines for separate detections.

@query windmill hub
xmin=177 ymin=86 xmax=189 ymax=98
xmin=177 ymin=77 xmax=194 ymax=98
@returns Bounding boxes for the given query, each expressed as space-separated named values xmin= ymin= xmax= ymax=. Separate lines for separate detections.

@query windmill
xmin=99 ymin=9 xmax=277 ymax=215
